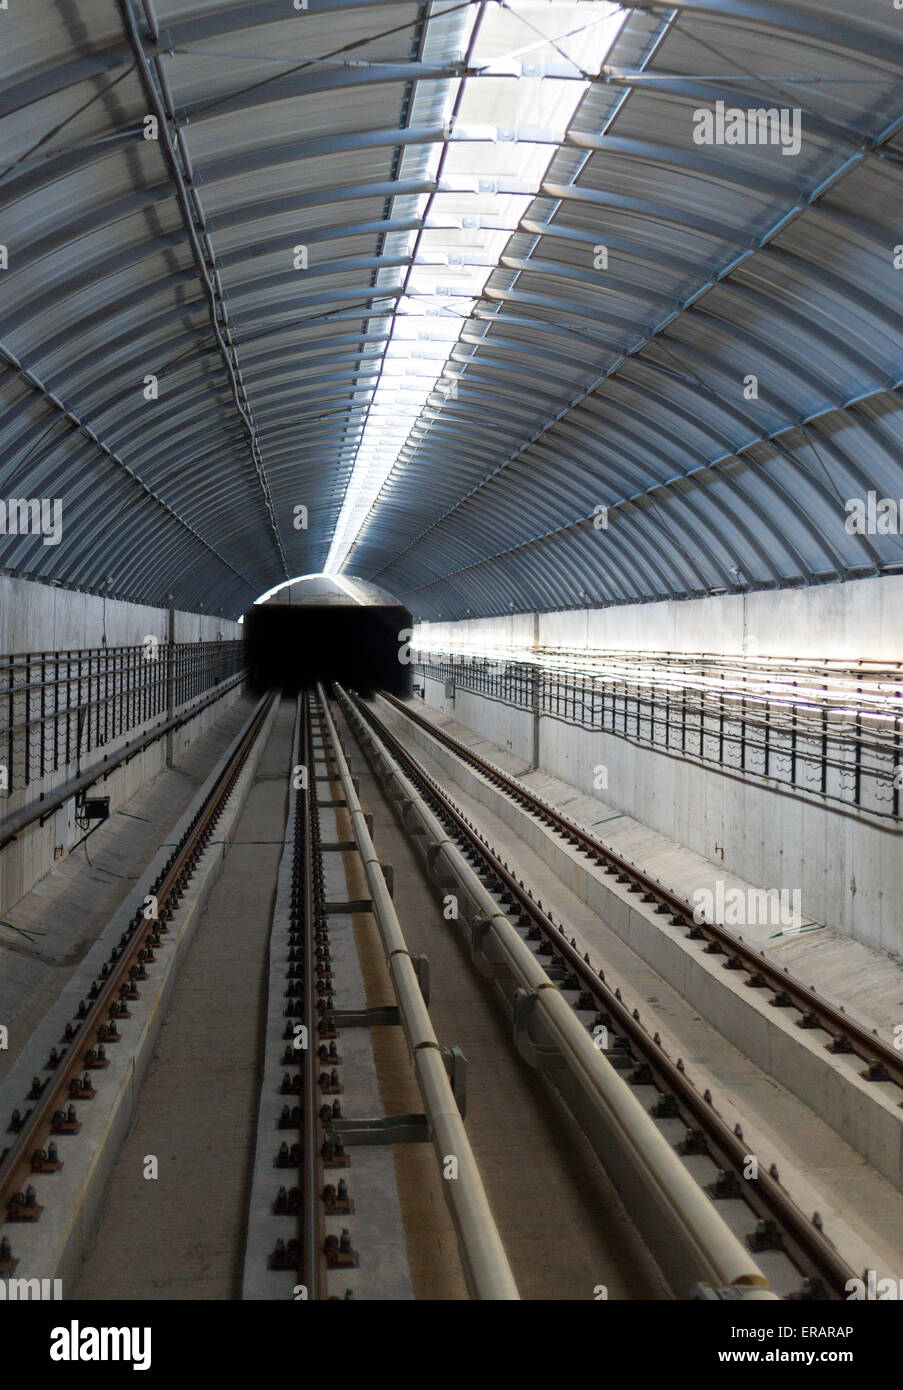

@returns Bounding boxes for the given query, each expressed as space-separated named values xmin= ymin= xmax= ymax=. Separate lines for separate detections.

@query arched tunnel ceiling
xmin=1 ymin=0 xmax=902 ymax=620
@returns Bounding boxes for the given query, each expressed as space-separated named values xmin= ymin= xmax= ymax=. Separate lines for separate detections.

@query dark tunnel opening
xmin=242 ymin=601 xmax=414 ymax=697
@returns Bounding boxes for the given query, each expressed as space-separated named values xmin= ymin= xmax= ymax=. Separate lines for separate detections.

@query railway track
xmin=0 ymin=692 xmax=276 ymax=1275
xmin=344 ymin=687 xmax=859 ymax=1300
xmin=256 ymin=685 xmax=782 ymax=1301
xmin=248 ymin=687 xmax=517 ymax=1300
xmin=267 ymin=690 xmax=330 ymax=1294
xmin=379 ymin=691 xmax=903 ymax=1096
xmin=0 ymin=681 xmax=871 ymax=1300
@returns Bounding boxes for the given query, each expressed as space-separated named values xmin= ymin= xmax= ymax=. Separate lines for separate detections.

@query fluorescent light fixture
xmin=325 ymin=0 xmax=625 ymax=575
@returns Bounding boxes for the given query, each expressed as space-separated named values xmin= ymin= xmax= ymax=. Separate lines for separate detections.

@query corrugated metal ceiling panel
xmin=0 ymin=0 xmax=900 ymax=620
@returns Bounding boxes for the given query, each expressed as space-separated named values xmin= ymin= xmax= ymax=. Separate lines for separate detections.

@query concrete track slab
xmin=0 ymin=698 xmax=256 ymax=1085
xmin=377 ymin=697 xmax=903 ymax=1287
xmin=72 ymin=701 xmax=293 ymax=1299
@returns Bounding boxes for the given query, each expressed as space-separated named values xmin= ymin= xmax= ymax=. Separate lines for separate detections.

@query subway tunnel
xmin=242 ymin=575 xmax=414 ymax=695
xmin=0 ymin=0 xmax=902 ymax=1355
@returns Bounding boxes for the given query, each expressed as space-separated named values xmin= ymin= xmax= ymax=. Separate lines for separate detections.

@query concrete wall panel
xmin=413 ymin=577 xmax=903 ymax=952
xmin=416 ymin=576 xmax=903 ymax=662
xmin=0 ymin=576 xmax=241 ymax=653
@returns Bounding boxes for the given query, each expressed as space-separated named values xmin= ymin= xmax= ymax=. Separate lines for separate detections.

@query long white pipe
xmin=316 ymin=686 xmax=519 ymax=1301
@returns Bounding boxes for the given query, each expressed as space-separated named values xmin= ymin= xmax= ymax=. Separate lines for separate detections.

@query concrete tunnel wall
xmin=413 ymin=576 xmax=903 ymax=958
xmin=0 ymin=575 xmax=244 ymax=916
xmin=0 ymin=575 xmax=242 ymax=652
xmin=415 ymin=574 xmax=903 ymax=661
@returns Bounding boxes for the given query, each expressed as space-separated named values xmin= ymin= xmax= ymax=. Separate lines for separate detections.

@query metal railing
xmin=0 ymin=641 xmax=245 ymax=798
xmin=414 ymin=647 xmax=903 ymax=821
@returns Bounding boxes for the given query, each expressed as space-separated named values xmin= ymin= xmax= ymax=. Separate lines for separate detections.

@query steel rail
xmin=319 ymin=685 xmax=520 ymax=1301
xmin=477 ymin=646 xmax=903 ymax=699
xmin=379 ymin=690 xmax=903 ymax=1093
xmin=300 ymin=691 xmax=328 ymax=1297
xmin=0 ymin=691 xmax=276 ymax=1219
xmin=1 ymin=641 xmax=243 ymax=689
xmin=535 ymin=689 xmax=903 ymax=766
xmin=337 ymin=686 xmax=779 ymax=1299
xmin=419 ymin=650 xmax=903 ymax=732
xmin=533 ymin=645 xmax=903 ymax=681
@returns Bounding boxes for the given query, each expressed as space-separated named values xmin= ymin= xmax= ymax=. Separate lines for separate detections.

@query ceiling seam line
xmin=119 ymin=0 xmax=290 ymax=580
